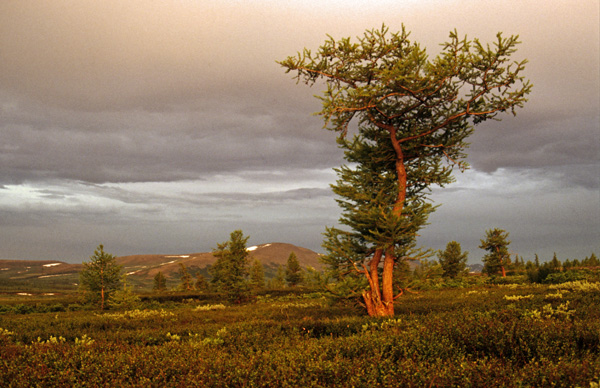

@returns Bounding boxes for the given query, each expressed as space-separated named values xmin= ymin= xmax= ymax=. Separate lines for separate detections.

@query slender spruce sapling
xmin=285 ymin=252 xmax=303 ymax=287
xmin=79 ymin=244 xmax=122 ymax=310
xmin=438 ymin=241 xmax=469 ymax=279
xmin=211 ymin=230 xmax=250 ymax=303
xmin=480 ymin=228 xmax=511 ymax=277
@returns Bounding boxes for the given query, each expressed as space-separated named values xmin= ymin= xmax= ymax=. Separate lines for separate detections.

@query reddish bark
xmin=361 ymin=127 xmax=406 ymax=317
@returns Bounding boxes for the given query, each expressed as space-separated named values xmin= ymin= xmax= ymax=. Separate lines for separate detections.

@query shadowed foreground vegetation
xmin=1 ymin=282 xmax=599 ymax=387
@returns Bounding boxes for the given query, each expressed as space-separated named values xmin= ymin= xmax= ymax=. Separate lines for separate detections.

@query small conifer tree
xmin=249 ymin=259 xmax=266 ymax=291
xmin=210 ymin=230 xmax=250 ymax=303
xmin=109 ymin=274 xmax=141 ymax=310
xmin=195 ymin=273 xmax=209 ymax=291
xmin=178 ymin=263 xmax=193 ymax=291
xmin=285 ymin=252 xmax=303 ymax=287
xmin=437 ymin=241 xmax=468 ymax=279
xmin=269 ymin=265 xmax=286 ymax=289
xmin=480 ymin=229 xmax=511 ymax=277
xmin=79 ymin=244 xmax=122 ymax=310
xmin=153 ymin=271 xmax=167 ymax=292
xmin=583 ymin=253 xmax=599 ymax=267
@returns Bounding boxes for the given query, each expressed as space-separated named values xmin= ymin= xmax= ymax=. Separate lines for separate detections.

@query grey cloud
xmin=0 ymin=180 xmax=336 ymax=222
xmin=3 ymin=1 xmax=595 ymax=186
xmin=421 ymin=169 xmax=600 ymax=263
xmin=460 ymin=0 xmax=600 ymax=189
xmin=0 ymin=1 xmax=323 ymax=112
xmin=197 ymin=188 xmax=332 ymax=204
xmin=0 ymin=0 xmax=598 ymax=261
xmin=467 ymin=111 xmax=599 ymax=189
xmin=0 ymin=181 xmax=340 ymax=260
xmin=0 ymin=93 xmax=340 ymax=184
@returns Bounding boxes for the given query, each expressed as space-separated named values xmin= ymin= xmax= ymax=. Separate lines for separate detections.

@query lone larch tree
xmin=480 ymin=228 xmax=511 ymax=277
xmin=280 ymin=25 xmax=531 ymax=316
xmin=438 ymin=241 xmax=469 ymax=279
xmin=210 ymin=230 xmax=251 ymax=303
xmin=285 ymin=252 xmax=303 ymax=287
xmin=79 ymin=244 xmax=122 ymax=310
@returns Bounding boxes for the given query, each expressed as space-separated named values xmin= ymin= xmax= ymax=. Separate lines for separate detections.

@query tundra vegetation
xmin=1 ymin=241 xmax=599 ymax=387
xmin=280 ymin=25 xmax=531 ymax=316
xmin=152 ymin=271 xmax=167 ymax=292
xmin=249 ymin=259 xmax=266 ymax=291
xmin=1 ymin=266 xmax=599 ymax=387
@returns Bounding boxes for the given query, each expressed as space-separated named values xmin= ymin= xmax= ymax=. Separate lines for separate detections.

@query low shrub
xmin=0 ymin=284 xmax=598 ymax=387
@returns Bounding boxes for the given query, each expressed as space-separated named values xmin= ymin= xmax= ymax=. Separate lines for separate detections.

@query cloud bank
xmin=0 ymin=0 xmax=598 ymax=262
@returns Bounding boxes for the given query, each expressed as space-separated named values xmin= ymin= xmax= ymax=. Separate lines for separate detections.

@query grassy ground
xmin=1 ymin=283 xmax=599 ymax=387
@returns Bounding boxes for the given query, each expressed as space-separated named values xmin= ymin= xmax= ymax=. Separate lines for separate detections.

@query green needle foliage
xmin=437 ymin=241 xmax=469 ymax=278
xmin=152 ymin=271 xmax=167 ymax=292
xmin=269 ymin=265 xmax=286 ymax=289
xmin=280 ymin=25 xmax=531 ymax=316
xmin=210 ymin=230 xmax=250 ymax=303
xmin=79 ymin=244 xmax=122 ymax=310
xmin=178 ymin=263 xmax=193 ymax=291
xmin=285 ymin=252 xmax=303 ymax=287
xmin=480 ymin=228 xmax=511 ymax=277
xmin=108 ymin=275 xmax=141 ymax=310
xmin=250 ymin=259 xmax=266 ymax=291
xmin=195 ymin=273 xmax=209 ymax=291
xmin=249 ymin=259 xmax=266 ymax=291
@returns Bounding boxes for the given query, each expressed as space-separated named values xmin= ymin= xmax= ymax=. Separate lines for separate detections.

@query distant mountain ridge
xmin=468 ymin=263 xmax=484 ymax=273
xmin=1 ymin=245 xmax=486 ymax=294
xmin=118 ymin=242 xmax=323 ymax=279
xmin=0 ymin=243 xmax=323 ymax=286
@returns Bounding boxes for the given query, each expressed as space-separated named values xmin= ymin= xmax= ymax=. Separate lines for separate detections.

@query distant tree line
xmin=150 ymin=230 xmax=313 ymax=301
xmin=79 ymin=228 xmax=597 ymax=311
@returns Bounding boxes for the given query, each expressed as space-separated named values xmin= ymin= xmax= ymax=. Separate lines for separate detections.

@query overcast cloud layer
xmin=1 ymin=0 xmax=598 ymax=263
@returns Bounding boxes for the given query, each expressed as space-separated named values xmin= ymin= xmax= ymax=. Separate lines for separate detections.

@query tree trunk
xmin=362 ymin=286 xmax=393 ymax=316
xmin=388 ymin=126 xmax=407 ymax=216
xmin=101 ymin=287 xmax=105 ymax=310
xmin=360 ymin=126 xmax=408 ymax=317
xmin=360 ymin=239 xmax=397 ymax=316
xmin=362 ymin=249 xmax=384 ymax=316
xmin=381 ymin=247 xmax=395 ymax=315
xmin=497 ymin=246 xmax=507 ymax=277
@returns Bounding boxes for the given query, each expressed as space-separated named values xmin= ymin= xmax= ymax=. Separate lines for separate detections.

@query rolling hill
xmin=118 ymin=242 xmax=322 ymax=279
xmin=0 ymin=243 xmax=323 ymax=293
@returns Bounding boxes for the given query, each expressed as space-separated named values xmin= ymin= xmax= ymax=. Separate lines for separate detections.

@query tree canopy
xmin=285 ymin=252 xmax=303 ymax=287
xmin=249 ymin=259 xmax=266 ymax=291
xmin=153 ymin=271 xmax=167 ymax=292
xmin=438 ymin=241 xmax=469 ymax=278
xmin=79 ymin=244 xmax=122 ymax=310
xmin=280 ymin=25 xmax=531 ymax=316
xmin=210 ymin=230 xmax=250 ymax=303
xmin=480 ymin=228 xmax=511 ymax=277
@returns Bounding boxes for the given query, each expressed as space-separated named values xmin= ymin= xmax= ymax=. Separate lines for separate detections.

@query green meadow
xmin=1 ymin=281 xmax=599 ymax=387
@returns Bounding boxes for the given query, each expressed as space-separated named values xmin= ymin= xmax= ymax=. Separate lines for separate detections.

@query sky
xmin=0 ymin=0 xmax=598 ymax=264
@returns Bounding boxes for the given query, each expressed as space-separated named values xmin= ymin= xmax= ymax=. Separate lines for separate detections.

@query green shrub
xmin=0 ymin=285 xmax=598 ymax=387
